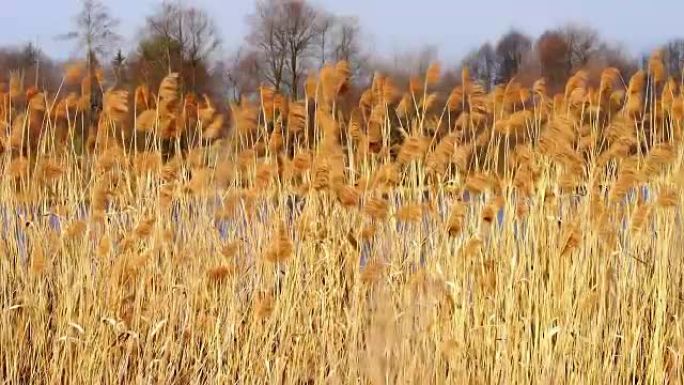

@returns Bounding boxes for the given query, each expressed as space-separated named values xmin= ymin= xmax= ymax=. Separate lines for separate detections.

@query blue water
xmin=1 ymin=183 xmax=658 ymax=269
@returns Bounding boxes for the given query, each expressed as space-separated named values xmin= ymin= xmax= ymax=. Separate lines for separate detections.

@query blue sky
xmin=1 ymin=0 xmax=683 ymax=62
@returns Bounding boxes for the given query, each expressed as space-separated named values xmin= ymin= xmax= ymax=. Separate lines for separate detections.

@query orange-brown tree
xmin=537 ymin=30 xmax=572 ymax=92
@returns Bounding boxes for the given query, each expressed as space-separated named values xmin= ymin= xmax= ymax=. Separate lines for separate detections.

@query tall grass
xmin=1 ymin=53 xmax=684 ymax=384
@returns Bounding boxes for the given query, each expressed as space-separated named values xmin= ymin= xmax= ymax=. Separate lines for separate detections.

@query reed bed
xmin=1 ymin=54 xmax=684 ymax=384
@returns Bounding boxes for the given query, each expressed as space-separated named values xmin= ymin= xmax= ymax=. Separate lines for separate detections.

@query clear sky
xmin=1 ymin=0 xmax=683 ymax=62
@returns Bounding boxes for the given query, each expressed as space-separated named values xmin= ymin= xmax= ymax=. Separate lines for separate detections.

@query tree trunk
xmin=87 ymin=50 xmax=102 ymax=151
xmin=291 ymin=51 xmax=298 ymax=99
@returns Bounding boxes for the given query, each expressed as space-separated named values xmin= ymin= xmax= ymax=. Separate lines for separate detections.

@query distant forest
xmin=1 ymin=0 xmax=683 ymax=102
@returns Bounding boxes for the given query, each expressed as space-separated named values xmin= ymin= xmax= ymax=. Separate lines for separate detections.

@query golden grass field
xmin=1 ymin=54 xmax=684 ymax=384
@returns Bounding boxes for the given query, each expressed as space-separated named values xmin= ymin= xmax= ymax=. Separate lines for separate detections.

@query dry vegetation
xmin=2 ymin=51 xmax=684 ymax=384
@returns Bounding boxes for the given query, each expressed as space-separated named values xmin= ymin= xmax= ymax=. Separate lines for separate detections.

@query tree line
xmin=1 ymin=0 xmax=684 ymax=102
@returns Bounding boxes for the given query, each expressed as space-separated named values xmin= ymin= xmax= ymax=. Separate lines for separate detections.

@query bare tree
xmin=315 ymin=14 xmax=335 ymax=67
xmin=284 ymin=1 xmax=321 ymax=97
xmin=461 ymin=43 xmax=498 ymax=90
xmin=61 ymin=0 xmax=120 ymax=137
xmin=223 ymin=48 xmax=262 ymax=101
xmin=142 ymin=3 xmax=181 ymax=74
xmin=0 ymin=43 xmax=60 ymax=91
xmin=137 ymin=1 xmax=221 ymax=92
xmin=314 ymin=15 xmax=365 ymax=80
xmin=315 ymin=15 xmax=361 ymax=62
xmin=592 ymin=42 xmax=637 ymax=80
xmin=62 ymin=0 xmax=120 ymax=60
xmin=331 ymin=17 xmax=365 ymax=73
xmin=247 ymin=0 xmax=325 ymax=97
xmin=561 ymin=24 xmax=599 ymax=71
xmin=663 ymin=39 xmax=684 ymax=79
xmin=495 ymin=30 xmax=532 ymax=83
xmin=246 ymin=1 xmax=288 ymax=92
